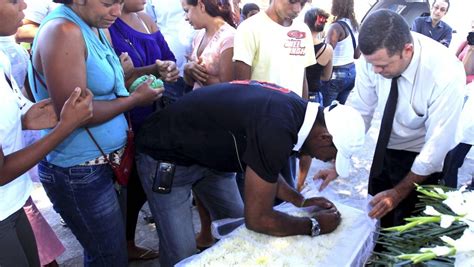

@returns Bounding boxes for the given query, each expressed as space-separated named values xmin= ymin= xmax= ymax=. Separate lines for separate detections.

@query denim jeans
xmin=442 ymin=143 xmax=472 ymax=188
xmin=38 ymin=161 xmax=127 ymax=267
xmin=321 ymin=63 xmax=356 ymax=107
xmin=308 ymin=91 xmax=323 ymax=106
xmin=136 ymin=153 xmax=244 ymax=267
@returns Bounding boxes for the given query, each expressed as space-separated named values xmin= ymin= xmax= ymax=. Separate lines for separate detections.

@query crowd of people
xmin=0 ymin=0 xmax=473 ymax=266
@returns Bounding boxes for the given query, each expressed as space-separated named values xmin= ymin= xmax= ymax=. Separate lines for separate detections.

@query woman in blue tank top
xmin=28 ymin=1 xmax=164 ymax=266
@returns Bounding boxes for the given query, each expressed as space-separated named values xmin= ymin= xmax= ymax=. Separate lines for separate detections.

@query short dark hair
xmin=304 ymin=7 xmax=329 ymax=33
xmin=433 ymin=0 xmax=450 ymax=12
xmin=242 ymin=3 xmax=259 ymax=18
xmin=358 ymin=9 xmax=413 ymax=57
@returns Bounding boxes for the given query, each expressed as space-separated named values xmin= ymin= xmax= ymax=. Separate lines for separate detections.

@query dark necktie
xmin=368 ymin=76 xmax=400 ymax=194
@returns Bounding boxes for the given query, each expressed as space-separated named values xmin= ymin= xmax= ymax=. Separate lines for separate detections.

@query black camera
xmin=467 ymin=32 xmax=474 ymax=46
xmin=152 ymin=161 xmax=176 ymax=194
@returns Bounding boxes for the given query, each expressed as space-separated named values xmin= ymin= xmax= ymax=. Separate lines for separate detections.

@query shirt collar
xmin=293 ymin=102 xmax=319 ymax=151
xmin=401 ymin=33 xmax=421 ymax=84
xmin=424 ymin=16 xmax=444 ymax=28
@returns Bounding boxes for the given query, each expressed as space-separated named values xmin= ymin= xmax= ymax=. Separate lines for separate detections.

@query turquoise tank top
xmin=29 ymin=5 xmax=129 ymax=167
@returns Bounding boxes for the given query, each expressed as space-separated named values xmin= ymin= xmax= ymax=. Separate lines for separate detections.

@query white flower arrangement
xmin=184 ymin=202 xmax=363 ymax=267
xmin=377 ymin=185 xmax=474 ymax=266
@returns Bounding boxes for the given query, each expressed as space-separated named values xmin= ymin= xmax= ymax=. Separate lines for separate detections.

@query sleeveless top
xmin=332 ymin=18 xmax=357 ymax=66
xmin=109 ymin=17 xmax=176 ymax=130
xmin=306 ymin=43 xmax=327 ymax=93
xmin=28 ymin=5 xmax=128 ymax=167
xmin=109 ymin=17 xmax=176 ymax=67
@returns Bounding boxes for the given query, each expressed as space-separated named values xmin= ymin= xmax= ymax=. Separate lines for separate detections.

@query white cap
xmin=324 ymin=101 xmax=365 ymax=177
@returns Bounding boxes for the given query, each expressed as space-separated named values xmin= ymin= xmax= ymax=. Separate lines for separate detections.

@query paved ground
xmin=32 ymin=106 xmax=474 ymax=267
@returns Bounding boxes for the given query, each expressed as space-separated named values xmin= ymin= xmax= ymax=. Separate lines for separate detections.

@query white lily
xmin=424 ymin=206 xmax=441 ymax=216
xmin=420 ymin=246 xmax=452 ymax=256
xmin=443 ymin=190 xmax=468 ymax=216
xmin=440 ymin=215 xmax=456 ymax=228
xmin=433 ymin=187 xmax=446 ymax=195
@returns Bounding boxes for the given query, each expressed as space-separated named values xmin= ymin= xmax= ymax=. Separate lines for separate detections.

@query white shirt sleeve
xmin=348 ymin=58 xmax=378 ymax=132
xmin=24 ymin=0 xmax=57 ymax=24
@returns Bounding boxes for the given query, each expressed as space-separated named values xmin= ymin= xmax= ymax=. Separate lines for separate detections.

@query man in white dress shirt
xmin=351 ymin=10 xmax=465 ymax=227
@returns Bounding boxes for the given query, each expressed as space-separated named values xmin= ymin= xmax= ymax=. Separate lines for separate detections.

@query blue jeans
xmin=308 ymin=91 xmax=323 ymax=106
xmin=136 ymin=153 xmax=244 ymax=267
xmin=37 ymin=161 xmax=127 ymax=267
xmin=321 ymin=63 xmax=356 ymax=106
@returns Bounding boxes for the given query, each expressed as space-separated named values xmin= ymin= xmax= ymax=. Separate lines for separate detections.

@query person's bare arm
xmin=302 ymin=72 xmax=309 ymax=100
xmin=320 ymin=46 xmax=333 ymax=81
xmin=35 ymin=20 xmax=161 ymax=125
xmin=244 ymin=166 xmax=340 ymax=236
xmin=15 ymin=19 xmax=40 ymax=43
xmin=455 ymin=41 xmax=467 ymax=58
xmin=297 ymin=155 xmax=312 ymax=191
xmin=325 ymin=23 xmax=343 ymax=49
xmin=463 ymin=45 xmax=474 ymax=75
xmin=234 ymin=60 xmax=251 ymax=80
xmin=0 ymin=88 xmax=93 ymax=186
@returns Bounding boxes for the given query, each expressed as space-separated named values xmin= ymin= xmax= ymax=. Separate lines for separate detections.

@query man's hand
xmin=22 ymin=99 xmax=58 ymax=130
xmin=314 ymin=168 xmax=338 ymax=191
xmin=313 ymin=207 xmax=341 ymax=234
xmin=368 ymin=188 xmax=402 ymax=219
xmin=156 ymin=59 xmax=179 ymax=82
xmin=131 ymin=78 xmax=164 ymax=107
xmin=301 ymin=196 xmax=335 ymax=211
xmin=58 ymin=87 xmax=93 ymax=129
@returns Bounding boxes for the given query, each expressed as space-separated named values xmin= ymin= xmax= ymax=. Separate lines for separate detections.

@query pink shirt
xmin=190 ymin=23 xmax=235 ymax=89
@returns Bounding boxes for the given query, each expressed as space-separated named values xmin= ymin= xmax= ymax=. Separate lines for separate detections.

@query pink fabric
xmin=24 ymin=197 xmax=65 ymax=265
xmin=190 ymin=23 xmax=235 ymax=89
xmin=457 ymin=41 xmax=474 ymax=84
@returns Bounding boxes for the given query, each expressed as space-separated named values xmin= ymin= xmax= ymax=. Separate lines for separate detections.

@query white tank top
xmin=332 ymin=18 xmax=357 ymax=66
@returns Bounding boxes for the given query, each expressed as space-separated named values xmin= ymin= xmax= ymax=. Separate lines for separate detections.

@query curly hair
xmin=186 ymin=0 xmax=236 ymax=28
xmin=331 ymin=0 xmax=358 ymax=31
xmin=304 ymin=8 xmax=329 ymax=33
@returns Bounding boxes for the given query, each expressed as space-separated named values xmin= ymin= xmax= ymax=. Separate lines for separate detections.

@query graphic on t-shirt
xmin=230 ymin=80 xmax=291 ymax=93
xmin=284 ymin=30 xmax=307 ymax=56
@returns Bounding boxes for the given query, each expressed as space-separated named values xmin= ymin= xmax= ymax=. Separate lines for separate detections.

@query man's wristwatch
xmin=309 ymin=218 xmax=321 ymax=237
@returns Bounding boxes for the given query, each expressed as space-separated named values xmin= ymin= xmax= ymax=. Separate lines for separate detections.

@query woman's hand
xmin=184 ymin=58 xmax=209 ymax=85
xmin=22 ymin=99 xmax=58 ymax=130
xmin=131 ymin=78 xmax=164 ymax=107
xmin=155 ymin=59 xmax=179 ymax=82
xmin=58 ymin=87 xmax=93 ymax=130
xmin=120 ymin=52 xmax=135 ymax=79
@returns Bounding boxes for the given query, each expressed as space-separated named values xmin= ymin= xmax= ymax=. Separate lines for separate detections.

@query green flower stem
xmin=384 ymin=217 xmax=440 ymax=232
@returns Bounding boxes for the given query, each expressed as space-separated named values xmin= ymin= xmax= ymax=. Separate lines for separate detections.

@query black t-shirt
xmin=136 ymin=81 xmax=307 ymax=183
